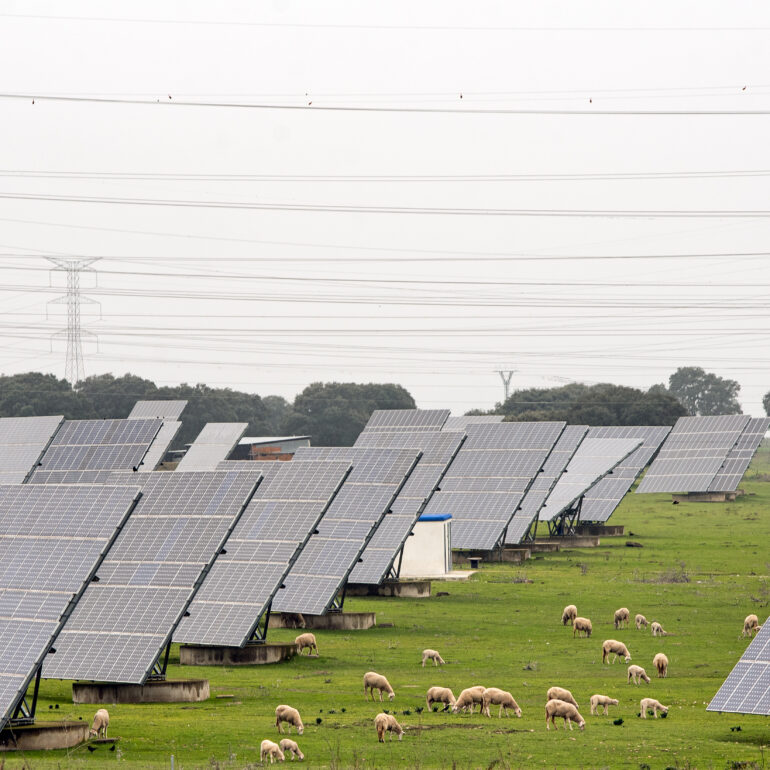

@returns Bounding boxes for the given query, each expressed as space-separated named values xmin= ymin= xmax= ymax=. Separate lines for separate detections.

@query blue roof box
xmin=418 ymin=513 xmax=452 ymax=522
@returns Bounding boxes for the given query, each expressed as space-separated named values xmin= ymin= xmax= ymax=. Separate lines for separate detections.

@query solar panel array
xmin=28 ymin=419 xmax=161 ymax=484
xmin=128 ymin=400 xmax=188 ymax=420
xmin=175 ymin=423 xmax=248 ymax=471
xmin=708 ymin=417 xmax=770 ymax=492
xmin=422 ymin=422 xmax=566 ymax=550
xmin=44 ymin=469 xmax=261 ymax=683
xmin=349 ymin=431 xmax=465 ymax=584
xmin=0 ymin=415 xmax=64 ymax=484
xmin=361 ymin=409 xmax=450 ymax=432
xmin=0 ymin=485 xmax=139 ymax=731
xmin=708 ymin=618 xmax=770 ymax=715
xmin=636 ymin=415 xmax=750 ymax=494
xmin=272 ymin=447 xmax=421 ymax=615
xmin=138 ymin=421 xmax=182 ymax=472
xmin=175 ymin=461 xmax=351 ymax=647
xmin=441 ymin=415 xmax=504 ymax=432
xmin=579 ymin=426 xmax=672 ymax=522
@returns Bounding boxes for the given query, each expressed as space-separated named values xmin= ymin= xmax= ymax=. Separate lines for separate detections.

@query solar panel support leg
xmin=329 ymin=584 xmax=347 ymax=613
xmin=9 ymin=666 xmax=42 ymax=726
xmin=147 ymin=641 xmax=172 ymax=681
xmin=247 ymin=602 xmax=271 ymax=644
xmin=390 ymin=547 xmax=404 ymax=580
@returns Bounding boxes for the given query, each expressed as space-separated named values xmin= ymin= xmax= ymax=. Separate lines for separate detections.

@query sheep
xmin=89 ymin=708 xmax=109 ymax=738
xmin=573 ymin=617 xmax=592 ymax=638
xmin=742 ymin=614 xmax=761 ymax=638
xmin=614 ymin=607 xmax=630 ymax=629
xmin=426 ymin=686 xmax=456 ymax=712
xmin=451 ymin=685 xmax=486 ymax=714
xmin=653 ymin=652 xmax=668 ymax=678
xmin=640 ymin=697 xmax=669 ymax=719
xmin=545 ymin=699 xmax=586 ymax=731
xmin=561 ymin=604 xmax=578 ymax=626
xmin=602 ymin=639 xmax=631 ymax=664
xmin=481 ymin=687 xmax=522 ymax=718
xmin=421 ymin=649 xmax=445 ymax=667
xmin=364 ymin=671 xmax=395 ymax=702
xmin=260 ymin=739 xmax=285 ymax=764
xmin=294 ymin=632 xmax=318 ymax=656
xmin=279 ymin=738 xmax=304 ymax=761
xmin=635 ymin=613 xmax=648 ymax=630
xmin=589 ymin=694 xmax=619 ymax=716
xmin=546 ymin=686 xmax=578 ymax=708
xmin=374 ymin=712 xmax=403 ymax=742
xmin=275 ymin=705 xmax=304 ymax=735
xmin=651 ymin=621 xmax=667 ymax=637
xmin=627 ymin=665 xmax=651 ymax=685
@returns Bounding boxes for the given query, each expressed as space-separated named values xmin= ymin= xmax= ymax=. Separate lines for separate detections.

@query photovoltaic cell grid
xmin=505 ymin=425 xmax=588 ymax=545
xmin=708 ymin=417 xmax=770 ymax=492
xmin=578 ymin=426 xmax=672 ymax=522
xmin=422 ymin=422 xmax=566 ymax=550
xmin=708 ymin=618 xmax=770 ymax=715
xmin=175 ymin=461 xmax=352 ymax=647
xmin=636 ymin=415 xmax=752 ymax=494
xmin=361 ymin=409 xmax=450 ymax=432
xmin=0 ymin=415 xmax=63 ymax=484
xmin=441 ymin=415 xmax=503 ymax=432
xmin=349 ymin=431 xmax=465 ymax=584
xmin=0 ymin=485 xmax=139 ymax=731
xmin=273 ymin=447 xmax=421 ymax=615
xmin=43 ymin=469 xmax=262 ymax=684
xmin=539 ymin=437 xmax=644 ymax=522
xmin=138 ymin=421 xmax=182 ymax=472
xmin=175 ymin=423 xmax=248 ymax=471
xmin=128 ymin=400 xmax=187 ymax=420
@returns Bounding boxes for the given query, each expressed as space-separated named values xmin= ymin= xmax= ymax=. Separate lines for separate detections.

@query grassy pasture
xmin=5 ymin=449 xmax=770 ymax=769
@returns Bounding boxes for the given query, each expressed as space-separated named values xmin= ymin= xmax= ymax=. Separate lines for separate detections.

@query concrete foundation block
xmin=576 ymin=524 xmax=625 ymax=536
xmin=346 ymin=580 xmax=431 ymax=598
xmin=0 ymin=721 xmax=90 ymax=751
xmin=72 ymin=679 xmax=209 ymax=704
xmin=269 ymin=612 xmax=376 ymax=630
xmin=500 ymin=547 xmax=531 ymax=563
xmin=528 ymin=542 xmax=561 ymax=553
xmin=535 ymin=536 xmax=601 ymax=548
xmin=671 ymin=491 xmax=737 ymax=503
xmin=179 ymin=643 xmax=297 ymax=666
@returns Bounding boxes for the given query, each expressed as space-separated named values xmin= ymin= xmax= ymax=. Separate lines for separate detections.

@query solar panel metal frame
xmin=175 ymin=422 xmax=249 ymax=471
xmin=441 ymin=415 xmax=504 ymax=432
xmin=707 ymin=417 xmax=770 ymax=492
xmin=128 ymin=400 xmax=188 ymax=420
xmin=0 ymin=415 xmax=64 ymax=484
xmin=138 ymin=420 xmax=182 ymax=472
xmin=361 ymin=409 xmax=450 ymax=432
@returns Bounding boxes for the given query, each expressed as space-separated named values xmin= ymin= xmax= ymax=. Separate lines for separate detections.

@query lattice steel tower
xmin=496 ymin=369 xmax=515 ymax=402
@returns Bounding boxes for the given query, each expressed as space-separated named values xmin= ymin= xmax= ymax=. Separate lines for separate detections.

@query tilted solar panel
xmin=707 ymin=417 xmax=770 ymax=492
xmin=362 ymin=409 xmax=450 ymax=432
xmin=128 ymin=400 xmax=187 ymax=420
xmin=175 ymin=423 xmax=248 ymax=471
xmin=0 ymin=415 xmax=63 ymax=484
xmin=138 ymin=420 xmax=181 ymax=472
xmin=441 ymin=415 xmax=504 ymax=432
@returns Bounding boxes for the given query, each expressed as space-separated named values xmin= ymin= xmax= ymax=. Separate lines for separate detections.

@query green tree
xmin=0 ymin=372 xmax=83 ymax=418
xmin=668 ymin=367 xmax=742 ymax=415
xmin=77 ymin=373 xmax=158 ymax=419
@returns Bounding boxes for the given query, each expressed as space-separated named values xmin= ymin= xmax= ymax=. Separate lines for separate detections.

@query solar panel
xmin=708 ymin=618 xmax=770 ymax=715
xmin=0 ymin=485 xmax=139 ymax=731
xmin=43 ymin=469 xmax=261 ymax=684
xmin=349 ymin=431 xmax=465 ymax=584
xmin=174 ymin=461 xmax=351 ymax=647
xmin=272 ymin=447 xmax=421 ymax=615
xmin=128 ymin=400 xmax=188 ymax=420
xmin=422 ymin=422 xmax=566 ymax=550
xmin=0 ymin=415 xmax=63 ymax=484
xmin=707 ymin=417 xmax=770 ymax=492
xmin=441 ymin=415 xmax=504 ymax=432
xmin=138 ymin=421 xmax=181 ymax=472
xmin=362 ymin=409 xmax=450 ymax=432
xmin=175 ymin=423 xmax=248 ymax=471
xmin=636 ymin=415 xmax=750 ymax=494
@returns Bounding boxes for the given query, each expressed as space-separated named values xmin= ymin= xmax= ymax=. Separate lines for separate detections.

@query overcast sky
xmin=1 ymin=1 xmax=769 ymax=416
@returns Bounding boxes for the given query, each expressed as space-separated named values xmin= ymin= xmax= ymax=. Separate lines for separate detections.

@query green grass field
xmin=4 ymin=448 xmax=770 ymax=769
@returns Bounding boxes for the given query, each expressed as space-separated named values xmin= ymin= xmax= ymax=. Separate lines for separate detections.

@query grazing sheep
xmin=374 ymin=712 xmax=403 ymax=742
xmin=742 ymin=614 xmax=761 ymax=638
xmin=260 ymin=739 xmax=285 ymax=764
xmin=573 ymin=617 xmax=592 ymax=638
xmin=589 ymin=694 xmax=619 ymax=716
xmin=614 ymin=607 xmax=630 ymax=629
xmin=602 ymin=639 xmax=631 ymax=664
xmin=627 ymin=665 xmax=651 ymax=685
xmin=89 ymin=708 xmax=109 ymax=738
xmin=364 ymin=671 xmax=395 ymax=702
xmin=545 ymin=699 xmax=586 ymax=731
xmin=561 ymin=604 xmax=578 ymax=626
xmin=275 ymin=705 xmax=304 ymax=734
xmin=481 ymin=688 xmax=522 ymax=718
xmin=451 ymin=685 xmax=486 ymax=714
xmin=651 ymin=621 xmax=667 ymax=637
xmin=294 ymin=632 xmax=318 ymax=656
xmin=421 ymin=649 xmax=445 ymax=667
xmin=653 ymin=652 xmax=668 ymax=678
xmin=640 ymin=697 xmax=669 ymax=718
xmin=426 ymin=686 xmax=456 ymax=711
xmin=635 ymin=613 xmax=648 ymax=630
xmin=279 ymin=738 xmax=304 ymax=761
xmin=546 ymin=686 xmax=578 ymax=708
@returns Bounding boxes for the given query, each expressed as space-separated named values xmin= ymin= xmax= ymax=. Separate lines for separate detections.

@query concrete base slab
xmin=269 ymin=612 xmax=376 ymax=630
xmin=672 ymin=491 xmax=737 ymax=503
xmin=528 ymin=542 xmax=561 ymax=553
xmin=0 ymin=721 xmax=89 ymax=751
xmin=535 ymin=536 xmax=601 ymax=548
xmin=500 ymin=547 xmax=531 ymax=563
xmin=179 ymin=643 xmax=297 ymax=666
xmin=72 ymin=679 xmax=209 ymax=704
xmin=576 ymin=524 xmax=625 ymax=536
xmin=346 ymin=580 xmax=431 ymax=598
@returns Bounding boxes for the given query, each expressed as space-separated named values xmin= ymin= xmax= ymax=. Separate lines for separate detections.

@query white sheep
xmin=546 ymin=686 xmax=578 ymax=708
xmin=573 ymin=617 xmax=592 ymax=638
xmin=589 ymin=694 xmax=619 ymax=715
xmin=614 ymin=607 xmax=630 ymax=629
xmin=279 ymin=738 xmax=304 ymax=761
xmin=364 ymin=671 xmax=395 ymax=702
xmin=261 ymin=739 xmax=285 ymax=764
xmin=275 ymin=705 xmax=304 ymax=734
xmin=561 ymin=604 xmax=578 ymax=626
xmin=635 ymin=613 xmax=648 ymax=630
xmin=481 ymin=687 xmax=522 ymax=718
xmin=426 ymin=686 xmax=456 ymax=711
xmin=602 ymin=639 xmax=631 ymax=664
xmin=421 ymin=649 xmax=445 ymax=667
xmin=627 ymin=665 xmax=651 ymax=685
xmin=294 ymin=632 xmax=318 ymax=656
xmin=89 ymin=708 xmax=109 ymax=738
xmin=653 ymin=652 xmax=668 ymax=678
xmin=374 ymin=712 xmax=403 ymax=742
xmin=651 ymin=621 xmax=667 ymax=637
xmin=451 ymin=685 xmax=486 ymax=714
xmin=742 ymin=614 xmax=761 ymax=638
xmin=640 ymin=697 xmax=669 ymax=718
xmin=545 ymin=699 xmax=586 ymax=731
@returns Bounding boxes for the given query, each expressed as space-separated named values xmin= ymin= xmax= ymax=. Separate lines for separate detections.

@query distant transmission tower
xmin=496 ymin=369 xmax=515 ymax=402
xmin=47 ymin=258 xmax=101 ymax=386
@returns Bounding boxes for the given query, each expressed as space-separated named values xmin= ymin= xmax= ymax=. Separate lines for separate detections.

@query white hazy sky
xmin=1 ymin=1 xmax=769 ymax=415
